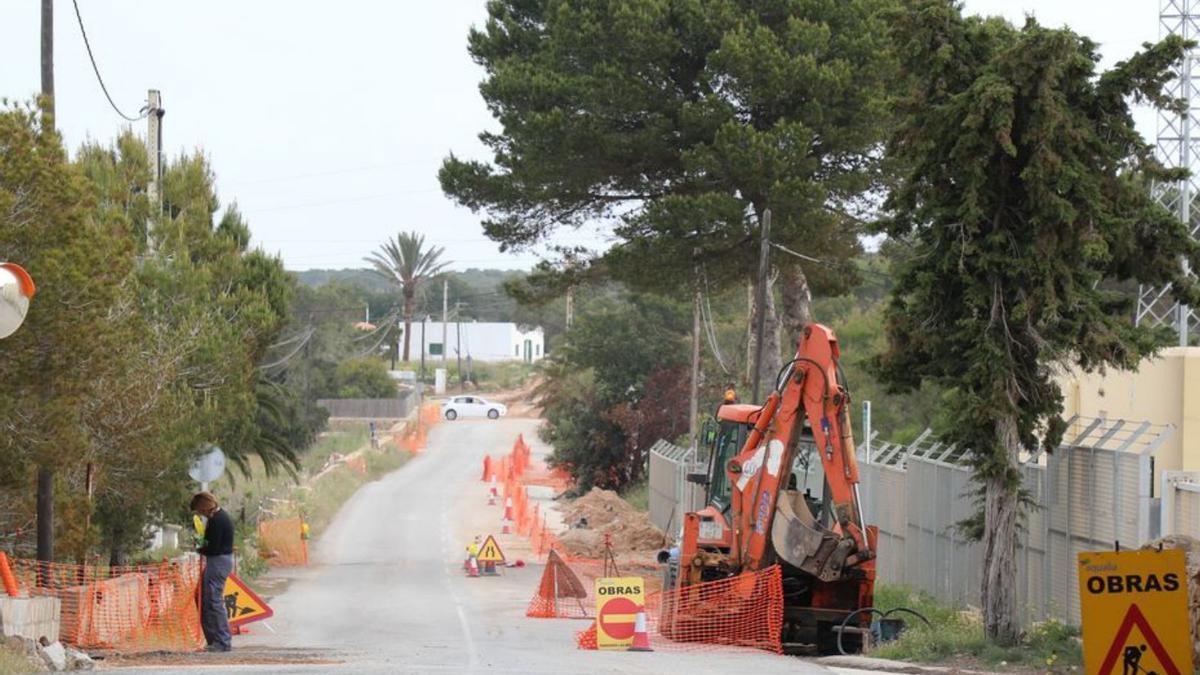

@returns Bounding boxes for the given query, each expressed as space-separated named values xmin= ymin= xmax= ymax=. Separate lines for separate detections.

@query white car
xmin=441 ymin=396 xmax=507 ymax=421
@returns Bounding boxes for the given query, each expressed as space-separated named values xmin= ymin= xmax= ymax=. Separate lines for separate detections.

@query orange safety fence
xmin=258 ymin=517 xmax=309 ymax=567
xmin=389 ymin=403 xmax=441 ymax=455
xmin=574 ymin=565 xmax=784 ymax=654
xmin=345 ymin=454 xmax=368 ymax=475
xmin=9 ymin=557 xmax=205 ymax=652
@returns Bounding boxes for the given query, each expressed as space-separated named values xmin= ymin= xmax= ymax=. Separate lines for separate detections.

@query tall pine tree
xmin=876 ymin=1 xmax=1200 ymax=643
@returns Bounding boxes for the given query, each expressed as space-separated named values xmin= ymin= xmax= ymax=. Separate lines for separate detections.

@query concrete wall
xmin=1057 ymin=347 xmax=1200 ymax=474
xmin=0 ymin=596 xmax=60 ymax=643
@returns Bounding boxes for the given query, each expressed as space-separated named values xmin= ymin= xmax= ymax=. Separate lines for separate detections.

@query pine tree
xmin=876 ymin=1 xmax=1200 ymax=644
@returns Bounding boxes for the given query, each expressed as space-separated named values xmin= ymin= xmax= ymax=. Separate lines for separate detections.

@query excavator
xmin=661 ymin=323 xmax=877 ymax=654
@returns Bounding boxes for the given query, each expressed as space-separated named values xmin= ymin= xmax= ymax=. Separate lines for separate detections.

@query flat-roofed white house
xmin=406 ymin=318 xmax=545 ymax=363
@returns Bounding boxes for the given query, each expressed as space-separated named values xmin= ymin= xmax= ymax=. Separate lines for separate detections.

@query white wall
xmin=411 ymin=319 xmax=544 ymax=363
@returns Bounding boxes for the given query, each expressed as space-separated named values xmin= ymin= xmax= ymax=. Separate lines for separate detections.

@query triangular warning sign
xmin=1096 ymin=604 xmax=1182 ymax=675
xmin=223 ymin=573 xmax=274 ymax=628
xmin=477 ymin=534 xmax=506 ymax=563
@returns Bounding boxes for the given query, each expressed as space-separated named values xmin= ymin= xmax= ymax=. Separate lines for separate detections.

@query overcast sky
xmin=0 ymin=1 xmax=1168 ymax=272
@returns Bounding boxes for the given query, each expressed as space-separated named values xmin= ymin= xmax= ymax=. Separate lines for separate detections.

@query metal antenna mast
xmin=1139 ymin=0 xmax=1200 ymax=345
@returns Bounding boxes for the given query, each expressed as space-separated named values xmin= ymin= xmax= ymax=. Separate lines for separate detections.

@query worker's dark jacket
xmin=198 ymin=508 xmax=234 ymax=556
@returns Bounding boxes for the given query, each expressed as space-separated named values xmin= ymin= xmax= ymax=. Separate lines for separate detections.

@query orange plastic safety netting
xmin=8 ymin=557 xmax=205 ymax=652
xmin=574 ymin=565 xmax=784 ymax=654
xmin=258 ymin=518 xmax=309 ymax=567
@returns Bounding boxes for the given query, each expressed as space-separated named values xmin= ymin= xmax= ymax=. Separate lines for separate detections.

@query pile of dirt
xmin=1142 ymin=534 xmax=1200 ymax=664
xmin=556 ymin=488 xmax=668 ymax=557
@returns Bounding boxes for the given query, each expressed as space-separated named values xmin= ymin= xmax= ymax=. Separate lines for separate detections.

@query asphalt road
xmin=114 ymin=417 xmax=868 ymax=674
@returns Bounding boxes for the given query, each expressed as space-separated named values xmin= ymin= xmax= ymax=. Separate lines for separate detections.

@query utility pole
xmin=442 ymin=279 xmax=449 ymax=363
xmin=146 ymin=90 xmax=164 ymax=252
xmin=689 ymin=271 xmax=701 ymax=451
xmin=565 ymin=287 xmax=574 ymax=329
xmin=37 ymin=0 xmax=55 ymax=570
xmin=455 ymin=306 xmax=463 ymax=391
xmin=750 ymin=209 xmax=772 ymax=405
xmin=420 ymin=316 xmax=427 ymax=381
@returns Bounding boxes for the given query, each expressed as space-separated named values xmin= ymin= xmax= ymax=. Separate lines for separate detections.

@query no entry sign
xmin=594 ymin=576 xmax=645 ymax=650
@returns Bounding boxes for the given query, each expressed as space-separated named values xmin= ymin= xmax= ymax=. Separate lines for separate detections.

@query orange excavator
xmin=664 ymin=323 xmax=876 ymax=654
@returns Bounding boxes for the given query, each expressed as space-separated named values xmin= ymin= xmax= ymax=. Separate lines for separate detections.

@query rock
xmin=37 ymin=640 xmax=66 ymax=671
xmin=64 ymin=647 xmax=95 ymax=671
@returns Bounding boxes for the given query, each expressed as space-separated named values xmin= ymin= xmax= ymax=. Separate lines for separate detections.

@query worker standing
xmin=191 ymin=491 xmax=234 ymax=652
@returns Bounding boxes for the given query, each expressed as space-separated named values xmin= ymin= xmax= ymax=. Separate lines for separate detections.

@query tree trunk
xmin=779 ymin=263 xmax=814 ymax=344
xmin=748 ymin=272 xmax=783 ymax=401
xmin=981 ymin=411 xmax=1021 ymax=646
xmin=402 ymin=291 xmax=414 ymax=362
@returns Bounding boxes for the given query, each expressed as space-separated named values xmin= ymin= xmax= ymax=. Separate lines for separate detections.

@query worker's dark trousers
xmin=201 ymin=554 xmax=234 ymax=649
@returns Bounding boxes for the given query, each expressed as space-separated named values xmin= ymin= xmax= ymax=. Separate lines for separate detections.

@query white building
xmin=406 ymin=318 xmax=544 ymax=363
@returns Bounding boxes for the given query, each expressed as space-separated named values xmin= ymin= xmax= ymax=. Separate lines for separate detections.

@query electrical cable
xmin=71 ymin=0 xmax=147 ymax=122
xmin=257 ymin=327 xmax=315 ymax=371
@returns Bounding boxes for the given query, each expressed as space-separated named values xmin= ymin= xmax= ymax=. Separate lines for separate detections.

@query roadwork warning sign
xmin=1077 ymin=549 xmax=1192 ymax=675
xmin=477 ymin=535 xmax=506 ymax=563
xmin=595 ymin=576 xmax=645 ymax=650
xmin=223 ymin=573 xmax=274 ymax=628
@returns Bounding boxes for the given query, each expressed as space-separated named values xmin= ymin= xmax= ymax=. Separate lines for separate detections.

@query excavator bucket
xmin=770 ymin=491 xmax=855 ymax=583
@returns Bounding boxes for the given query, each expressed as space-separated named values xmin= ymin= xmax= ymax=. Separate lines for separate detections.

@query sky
xmin=0 ymin=1 xmax=1170 ymax=272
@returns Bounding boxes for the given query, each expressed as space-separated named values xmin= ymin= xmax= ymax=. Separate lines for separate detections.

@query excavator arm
xmin=725 ymin=323 xmax=873 ymax=578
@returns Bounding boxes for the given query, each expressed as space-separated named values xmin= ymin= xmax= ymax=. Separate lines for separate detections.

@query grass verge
xmin=621 ymin=478 xmax=649 ymax=513
xmin=0 ymin=646 xmax=36 ymax=674
xmin=871 ymin=584 xmax=1081 ymax=672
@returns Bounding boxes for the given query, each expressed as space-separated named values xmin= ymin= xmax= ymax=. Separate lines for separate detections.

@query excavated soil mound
xmin=557 ymin=488 xmax=668 ymax=557
xmin=1142 ymin=534 xmax=1200 ymax=664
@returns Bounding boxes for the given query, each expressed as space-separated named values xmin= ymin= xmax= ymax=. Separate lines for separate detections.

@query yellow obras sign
xmin=1077 ymin=549 xmax=1192 ymax=675
xmin=594 ymin=577 xmax=645 ymax=650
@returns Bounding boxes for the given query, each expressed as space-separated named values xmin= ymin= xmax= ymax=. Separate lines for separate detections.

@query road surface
xmin=115 ymin=418 xmax=870 ymax=674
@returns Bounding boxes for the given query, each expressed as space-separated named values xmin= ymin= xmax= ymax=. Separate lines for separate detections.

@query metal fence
xmin=316 ymin=390 xmax=416 ymax=419
xmin=1162 ymin=471 xmax=1200 ymax=538
xmin=859 ymin=415 xmax=1173 ymax=625
xmin=648 ymin=440 xmax=707 ymax=537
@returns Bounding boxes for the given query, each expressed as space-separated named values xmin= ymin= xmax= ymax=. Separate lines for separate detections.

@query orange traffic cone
xmin=467 ymin=556 xmax=480 ymax=578
xmin=489 ymin=476 xmax=498 ymax=497
xmin=502 ymin=518 xmax=512 ymax=535
xmin=628 ymin=609 xmax=653 ymax=652
xmin=503 ymin=496 xmax=514 ymax=521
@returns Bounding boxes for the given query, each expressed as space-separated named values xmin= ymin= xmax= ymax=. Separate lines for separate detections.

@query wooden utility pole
xmin=37 ymin=0 xmax=55 ymax=568
xmin=750 ymin=209 xmax=772 ymax=404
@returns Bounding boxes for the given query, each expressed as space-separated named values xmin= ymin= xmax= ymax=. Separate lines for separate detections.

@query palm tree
xmin=365 ymin=232 xmax=450 ymax=362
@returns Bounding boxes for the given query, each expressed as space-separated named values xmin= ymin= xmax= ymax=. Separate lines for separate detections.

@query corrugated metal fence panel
xmin=648 ymin=442 xmax=680 ymax=534
xmin=1163 ymin=472 xmax=1200 ymax=538
xmin=858 ymin=462 xmax=907 ymax=586
xmin=316 ymin=394 xmax=414 ymax=419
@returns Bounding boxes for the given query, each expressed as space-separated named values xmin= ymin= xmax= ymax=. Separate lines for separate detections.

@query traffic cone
xmin=503 ymin=497 xmax=514 ymax=521
xmin=502 ymin=518 xmax=512 ymax=535
xmin=628 ymin=609 xmax=653 ymax=652
xmin=489 ymin=476 xmax=498 ymax=497
xmin=467 ymin=557 xmax=479 ymax=577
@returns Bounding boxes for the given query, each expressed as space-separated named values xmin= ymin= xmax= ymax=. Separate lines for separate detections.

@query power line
xmin=70 ymin=0 xmax=146 ymax=123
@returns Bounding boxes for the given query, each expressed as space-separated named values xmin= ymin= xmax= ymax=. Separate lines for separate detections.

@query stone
xmin=37 ymin=640 xmax=66 ymax=671
xmin=64 ymin=647 xmax=95 ymax=671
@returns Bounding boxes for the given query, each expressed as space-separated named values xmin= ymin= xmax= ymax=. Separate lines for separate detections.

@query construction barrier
xmin=258 ymin=517 xmax=309 ymax=567
xmin=9 ymin=558 xmax=204 ymax=652
xmin=575 ymin=565 xmax=784 ymax=654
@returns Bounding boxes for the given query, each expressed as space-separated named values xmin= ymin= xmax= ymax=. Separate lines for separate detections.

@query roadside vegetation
xmin=872 ymin=585 xmax=1081 ymax=672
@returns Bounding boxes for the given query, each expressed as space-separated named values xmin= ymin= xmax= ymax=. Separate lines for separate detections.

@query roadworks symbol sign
xmin=1076 ymin=549 xmax=1192 ymax=675
xmin=223 ymin=573 xmax=274 ymax=628
xmin=477 ymin=535 xmax=506 ymax=563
